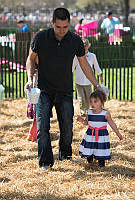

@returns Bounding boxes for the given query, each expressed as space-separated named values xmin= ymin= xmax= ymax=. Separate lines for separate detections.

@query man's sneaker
xmin=42 ymin=165 xmax=51 ymax=170
xmin=66 ymin=156 xmax=72 ymax=161
xmin=59 ymin=156 xmax=72 ymax=162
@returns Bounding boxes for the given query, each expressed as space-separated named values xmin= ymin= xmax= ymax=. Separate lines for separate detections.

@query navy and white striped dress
xmin=79 ymin=109 xmax=111 ymax=160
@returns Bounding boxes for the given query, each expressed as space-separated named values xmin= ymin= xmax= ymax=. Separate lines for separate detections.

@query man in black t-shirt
xmin=25 ymin=8 xmax=100 ymax=170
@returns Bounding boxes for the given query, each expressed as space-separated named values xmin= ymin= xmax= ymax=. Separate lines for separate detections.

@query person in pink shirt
xmin=75 ymin=18 xmax=83 ymax=36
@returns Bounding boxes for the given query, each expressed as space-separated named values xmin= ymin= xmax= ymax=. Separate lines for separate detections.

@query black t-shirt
xmin=31 ymin=28 xmax=85 ymax=94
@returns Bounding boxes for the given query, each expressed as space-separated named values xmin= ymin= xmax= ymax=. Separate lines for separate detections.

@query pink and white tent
xmin=81 ymin=20 xmax=98 ymax=37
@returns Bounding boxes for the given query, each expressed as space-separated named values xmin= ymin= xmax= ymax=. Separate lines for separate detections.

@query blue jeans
xmin=36 ymin=90 xmax=74 ymax=167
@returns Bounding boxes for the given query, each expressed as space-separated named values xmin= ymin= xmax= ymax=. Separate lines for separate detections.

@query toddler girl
xmin=78 ymin=90 xmax=123 ymax=167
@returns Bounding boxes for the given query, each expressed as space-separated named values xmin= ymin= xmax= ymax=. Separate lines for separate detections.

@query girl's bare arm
xmin=77 ymin=115 xmax=88 ymax=125
xmin=106 ymin=111 xmax=123 ymax=140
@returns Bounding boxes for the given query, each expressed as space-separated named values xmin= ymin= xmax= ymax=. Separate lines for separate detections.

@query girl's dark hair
xmin=53 ymin=8 xmax=70 ymax=23
xmin=90 ymin=90 xmax=107 ymax=106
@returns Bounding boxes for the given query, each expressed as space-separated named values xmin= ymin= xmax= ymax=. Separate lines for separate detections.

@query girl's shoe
xmin=87 ymin=156 xmax=93 ymax=163
xmin=98 ymin=160 xmax=105 ymax=167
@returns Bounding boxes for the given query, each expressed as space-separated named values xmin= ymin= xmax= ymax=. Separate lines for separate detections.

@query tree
xmin=124 ymin=0 xmax=130 ymax=25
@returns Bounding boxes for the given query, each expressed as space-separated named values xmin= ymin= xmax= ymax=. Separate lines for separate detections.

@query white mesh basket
xmin=27 ymin=88 xmax=40 ymax=104
xmin=0 ymin=84 xmax=5 ymax=105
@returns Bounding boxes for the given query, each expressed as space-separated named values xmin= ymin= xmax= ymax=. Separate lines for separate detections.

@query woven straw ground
xmin=0 ymin=98 xmax=135 ymax=200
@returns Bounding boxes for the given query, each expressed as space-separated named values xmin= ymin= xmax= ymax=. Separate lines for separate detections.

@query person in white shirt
xmin=101 ymin=11 xmax=120 ymax=35
xmin=72 ymin=38 xmax=103 ymax=116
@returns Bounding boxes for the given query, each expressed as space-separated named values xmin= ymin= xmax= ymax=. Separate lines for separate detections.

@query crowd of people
xmin=0 ymin=8 xmax=124 ymax=28
xmin=24 ymin=7 xmax=123 ymax=171
xmin=0 ymin=7 xmax=132 ymax=46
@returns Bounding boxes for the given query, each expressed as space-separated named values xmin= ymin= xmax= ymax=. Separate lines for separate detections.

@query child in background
xmin=26 ymin=68 xmax=38 ymax=142
xmin=78 ymin=90 xmax=123 ymax=167
xmin=72 ymin=38 xmax=103 ymax=117
xmin=74 ymin=18 xmax=83 ymax=36
xmin=26 ymin=56 xmax=53 ymax=142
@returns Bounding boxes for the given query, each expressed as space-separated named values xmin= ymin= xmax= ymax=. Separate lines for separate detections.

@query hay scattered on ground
xmin=0 ymin=98 xmax=135 ymax=200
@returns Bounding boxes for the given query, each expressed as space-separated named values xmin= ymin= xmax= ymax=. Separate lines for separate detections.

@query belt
xmin=88 ymin=126 xmax=107 ymax=141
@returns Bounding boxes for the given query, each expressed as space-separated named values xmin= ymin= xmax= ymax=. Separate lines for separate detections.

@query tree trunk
xmin=124 ymin=0 xmax=130 ymax=26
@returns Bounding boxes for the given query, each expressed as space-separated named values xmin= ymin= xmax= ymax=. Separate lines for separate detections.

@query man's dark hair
xmin=107 ymin=11 xmax=112 ymax=16
xmin=17 ymin=20 xmax=24 ymax=24
xmin=52 ymin=8 xmax=70 ymax=23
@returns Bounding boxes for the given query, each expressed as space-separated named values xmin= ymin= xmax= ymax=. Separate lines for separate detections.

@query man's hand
xmin=94 ymin=84 xmax=102 ymax=91
xmin=99 ymin=75 xmax=104 ymax=83
xmin=25 ymin=48 xmax=38 ymax=94
xmin=24 ymin=81 xmax=33 ymax=94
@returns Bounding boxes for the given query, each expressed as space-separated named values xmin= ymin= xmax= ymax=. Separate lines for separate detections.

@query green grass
xmin=73 ymin=66 xmax=135 ymax=101
xmin=1 ymin=70 xmax=27 ymax=99
xmin=1 ymin=67 xmax=135 ymax=101
xmin=102 ymin=67 xmax=135 ymax=101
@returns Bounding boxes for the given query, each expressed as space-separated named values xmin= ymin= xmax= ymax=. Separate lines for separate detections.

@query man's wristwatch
xmin=94 ymin=84 xmax=100 ymax=90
